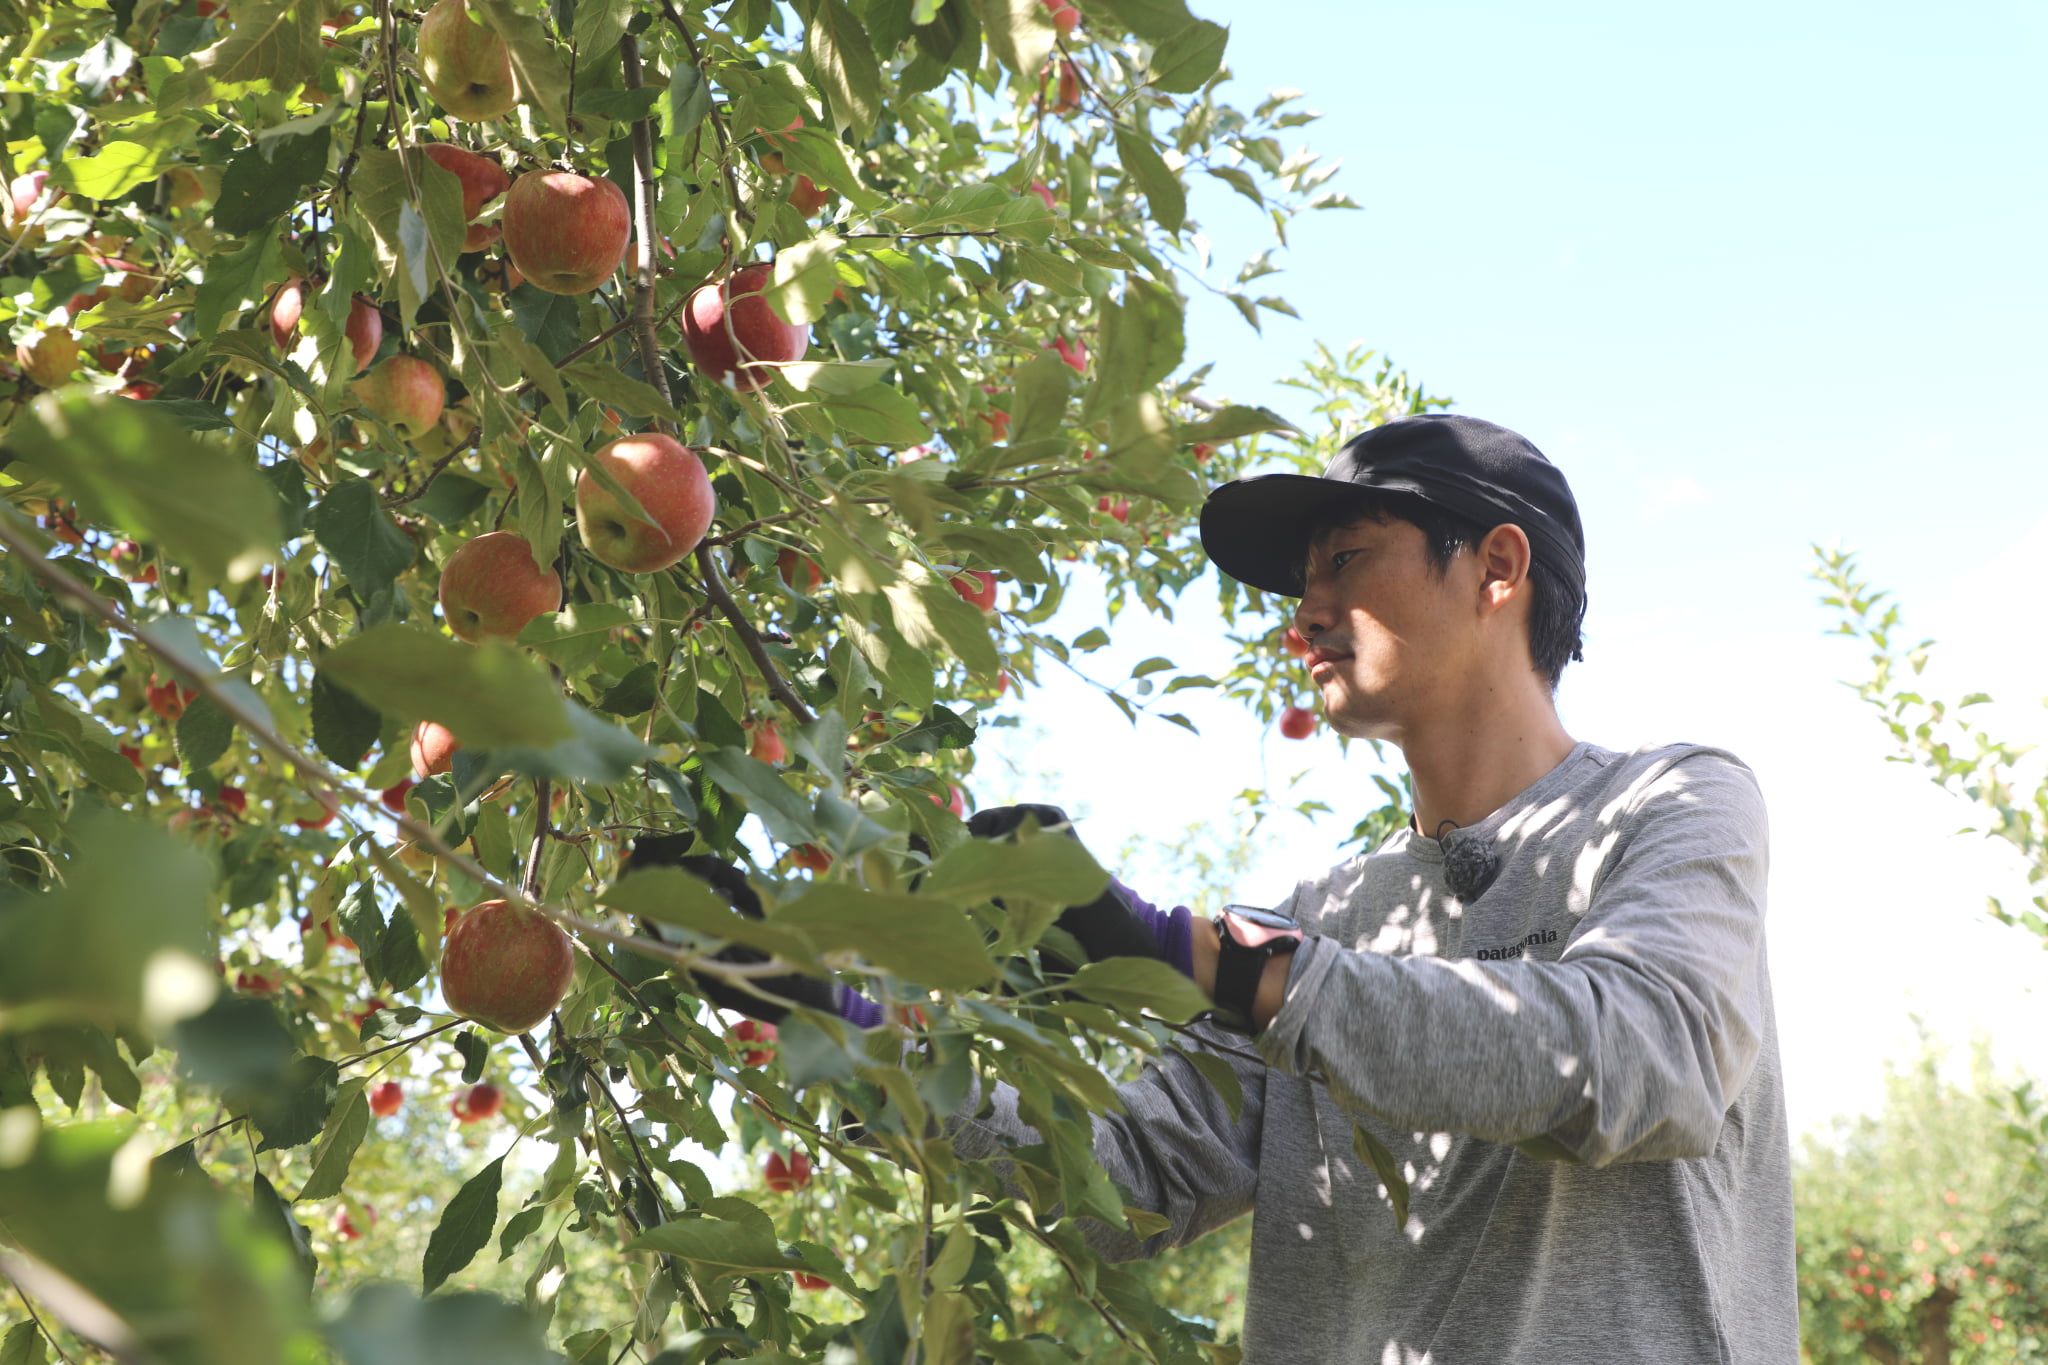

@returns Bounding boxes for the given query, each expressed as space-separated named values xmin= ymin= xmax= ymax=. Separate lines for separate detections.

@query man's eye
xmin=1330 ymin=550 xmax=1357 ymax=570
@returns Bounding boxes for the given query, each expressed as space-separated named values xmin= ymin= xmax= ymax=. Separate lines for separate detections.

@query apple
xmin=1191 ymin=443 xmax=1216 ymax=463
xmin=776 ymin=548 xmax=823 ymax=592
xmin=732 ymin=1019 xmax=776 ymax=1067
xmin=110 ymin=540 xmax=157 ymax=584
xmin=788 ymin=844 xmax=832 ymax=873
xmin=349 ymin=997 xmax=386 ymax=1028
xmin=332 ymin=1207 xmax=363 ymax=1241
xmin=574 ymin=433 xmax=717 ymax=574
xmin=16 ymin=329 xmax=81 ymax=388
xmin=438 ymin=530 xmax=562 ymax=641
xmin=234 ymin=969 xmax=279 ymax=994
xmin=980 ymin=408 xmax=1010 ymax=443
xmin=352 ymin=354 xmax=444 ymax=440
xmin=927 ymin=783 xmax=967 ymax=817
xmin=1050 ymin=335 xmax=1088 ymax=373
xmin=296 ymin=809 xmax=336 ymax=831
xmin=450 ymin=1081 xmax=504 ymax=1123
xmin=788 ymin=175 xmax=832 ymax=218
xmin=681 ymin=262 xmax=810 ymax=392
xmin=764 ymin=1150 xmax=812 ymax=1193
xmin=1028 ymin=181 xmax=1056 ymax=212
xmin=119 ymin=743 xmax=145 ymax=771
xmin=379 ymin=778 xmax=414 ymax=814
xmin=502 ymin=169 xmax=630 ymax=295
xmin=749 ymin=721 xmax=786 ymax=765
xmin=345 ymin=295 xmax=383 ymax=373
xmin=950 ymin=570 xmax=998 ymax=612
xmin=793 ymin=1270 xmax=830 ymax=1291
xmin=418 ymin=0 xmax=518 ymax=122
xmin=165 ymin=166 xmax=210 ymax=209
xmin=42 ymin=504 xmax=85 ymax=545
xmin=441 ymin=899 xmax=576 ymax=1033
xmin=270 ymin=277 xmax=305 ymax=350
xmin=1051 ymin=59 xmax=1081 ymax=114
xmin=147 ymin=675 xmax=197 ymax=722
xmin=370 ymin=1081 xmax=403 ymax=1116
xmin=215 ymin=785 xmax=248 ymax=817
xmin=410 ymin=720 xmax=460 ymax=777
xmin=119 ymin=380 xmax=161 ymax=401
xmin=423 ymin=143 xmax=511 ymax=251
xmin=1278 ymin=706 xmax=1317 ymax=739
xmin=1044 ymin=0 xmax=1081 ymax=33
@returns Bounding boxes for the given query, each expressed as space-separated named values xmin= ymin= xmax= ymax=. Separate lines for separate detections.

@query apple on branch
xmin=1278 ymin=705 xmax=1317 ymax=739
xmin=344 ymin=294 xmax=384 ymax=373
xmin=352 ymin=354 xmax=445 ymax=441
xmin=418 ymin=0 xmax=519 ymax=122
xmin=502 ymin=169 xmax=630 ymax=295
xmin=423 ymin=143 xmax=512 ymax=251
xmin=681 ymin=262 xmax=810 ymax=392
xmin=410 ymin=720 xmax=460 ymax=777
xmin=438 ymin=530 xmax=562 ymax=642
xmin=441 ymin=900 xmax=576 ymax=1034
xmin=575 ymin=433 xmax=717 ymax=574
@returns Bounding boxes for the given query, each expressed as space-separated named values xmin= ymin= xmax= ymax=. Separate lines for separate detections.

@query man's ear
xmin=1475 ymin=523 xmax=1533 ymax=613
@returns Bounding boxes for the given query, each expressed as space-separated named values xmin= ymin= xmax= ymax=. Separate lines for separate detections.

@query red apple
xmin=146 ymin=675 xmax=197 ymax=722
xmin=1028 ymin=181 xmax=1057 ymax=212
xmin=1050 ymin=335 xmax=1088 ymax=373
xmin=119 ymin=743 xmax=145 ymax=771
xmin=1191 ymin=443 xmax=1216 ymax=463
xmin=438 ymin=530 xmax=562 ymax=642
xmin=423 ymin=143 xmax=511 ymax=253
xmin=110 ymin=540 xmax=156 ymax=583
xmin=1051 ymin=59 xmax=1081 ymax=113
xmin=927 ymin=784 xmax=967 ymax=817
xmin=1278 ymin=706 xmax=1316 ymax=739
xmin=748 ymin=721 xmax=786 ymax=765
xmin=793 ymin=1270 xmax=830 ymax=1291
xmin=332 ymin=1207 xmax=364 ymax=1241
xmin=451 ymin=1081 xmax=503 ymax=1123
xmin=441 ymin=899 xmax=576 ymax=1033
xmin=345 ymin=295 xmax=383 ymax=373
xmin=120 ymin=380 xmax=162 ymax=401
xmin=352 ymin=354 xmax=445 ymax=440
xmin=951 ymin=570 xmax=998 ymax=612
xmin=369 ymin=1080 xmax=404 ymax=1116
xmin=270 ymin=278 xmax=305 ymax=350
xmin=776 ymin=548 xmax=823 ymax=592
xmin=234 ymin=969 xmax=279 ymax=994
xmin=1044 ymin=0 xmax=1080 ymax=34
xmin=981 ymin=408 xmax=1010 ymax=443
xmin=788 ymin=175 xmax=832 ymax=217
xmin=379 ymin=778 xmax=413 ymax=814
xmin=418 ymin=0 xmax=518 ymax=122
xmin=764 ymin=1150 xmax=812 ymax=1192
xmin=681 ymin=262 xmax=810 ymax=392
xmin=410 ymin=720 xmax=460 ymax=777
xmin=502 ymin=170 xmax=630 ymax=295
xmin=9 ymin=168 xmax=49 ymax=221
xmin=788 ymin=844 xmax=832 ymax=873
xmin=732 ymin=1019 xmax=777 ymax=1067
xmin=215 ymin=785 xmax=247 ymax=817
xmin=574 ymin=433 xmax=716 ymax=574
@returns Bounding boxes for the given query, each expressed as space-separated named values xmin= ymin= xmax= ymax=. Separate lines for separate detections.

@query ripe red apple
xmin=1096 ymin=495 xmax=1130 ymax=524
xmin=1028 ymin=181 xmax=1056 ymax=212
xmin=1044 ymin=0 xmax=1080 ymax=34
xmin=410 ymin=720 xmax=460 ymax=777
xmin=788 ymin=175 xmax=832 ymax=218
xmin=1051 ymin=59 xmax=1081 ymax=113
xmin=981 ymin=408 xmax=1010 ymax=443
xmin=450 ymin=1081 xmax=503 ymax=1123
xmin=764 ymin=1150 xmax=812 ymax=1193
xmin=951 ymin=570 xmax=998 ymax=612
xmin=146 ymin=675 xmax=196 ymax=722
xmin=214 ymin=785 xmax=248 ymax=817
xmin=927 ymin=783 xmax=967 ymax=817
xmin=438 ymin=530 xmax=562 ymax=641
xmin=502 ymin=170 xmax=630 ymax=295
xmin=418 ymin=0 xmax=518 ymax=122
xmin=379 ymin=778 xmax=414 ymax=814
xmin=119 ymin=743 xmax=145 ymax=771
xmin=793 ymin=1270 xmax=830 ymax=1291
xmin=1191 ymin=443 xmax=1217 ymax=463
xmin=234 ymin=969 xmax=279 ymax=994
xmin=776 ymin=548 xmax=823 ymax=592
xmin=574 ymin=433 xmax=717 ymax=574
xmin=352 ymin=354 xmax=445 ymax=440
xmin=345 ymin=295 xmax=383 ymax=373
xmin=1278 ymin=705 xmax=1317 ymax=739
xmin=110 ymin=540 xmax=157 ymax=583
xmin=788 ymin=844 xmax=832 ymax=873
xmin=1050 ymin=335 xmax=1088 ymax=373
xmin=681 ymin=262 xmax=810 ymax=392
xmin=423 ymin=143 xmax=511 ymax=253
xmin=748 ymin=721 xmax=786 ymax=765
xmin=119 ymin=380 xmax=161 ymax=401
xmin=332 ymin=1207 xmax=364 ymax=1241
xmin=732 ymin=1019 xmax=776 ymax=1067
xmin=441 ymin=899 xmax=576 ymax=1033
xmin=270 ymin=277 xmax=305 ymax=350
xmin=369 ymin=1081 xmax=403 ymax=1116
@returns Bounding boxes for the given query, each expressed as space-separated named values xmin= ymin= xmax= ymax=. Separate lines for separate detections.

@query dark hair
xmin=1300 ymin=492 xmax=1586 ymax=690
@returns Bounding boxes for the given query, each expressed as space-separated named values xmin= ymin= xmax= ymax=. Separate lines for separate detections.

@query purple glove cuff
xmin=837 ymin=986 xmax=884 ymax=1029
xmin=1111 ymin=879 xmax=1196 ymax=979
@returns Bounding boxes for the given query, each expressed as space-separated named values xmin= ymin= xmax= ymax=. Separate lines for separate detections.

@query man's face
xmin=1292 ymin=514 xmax=1485 ymax=742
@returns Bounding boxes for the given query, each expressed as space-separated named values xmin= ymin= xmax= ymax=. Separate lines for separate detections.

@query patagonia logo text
xmin=1473 ymin=929 xmax=1559 ymax=961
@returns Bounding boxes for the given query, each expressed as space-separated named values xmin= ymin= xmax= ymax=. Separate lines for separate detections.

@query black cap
xmin=1198 ymin=414 xmax=1586 ymax=602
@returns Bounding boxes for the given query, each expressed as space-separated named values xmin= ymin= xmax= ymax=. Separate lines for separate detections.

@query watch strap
xmin=1211 ymin=912 xmax=1301 ymax=1031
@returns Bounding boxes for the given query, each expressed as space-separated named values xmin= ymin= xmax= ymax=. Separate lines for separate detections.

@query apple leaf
xmin=768 ymin=234 xmax=843 ymax=326
xmin=666 ymin=61 xmax=713 ymax=152
xmin=922 ymin=1289 xmax=976 ymax=1365
xmin=192 ymin=0 xmax=324 ymax=88
xmin=351 ymin=148 xmax=469 ymax=331
xmin=7 ymin=394 xmax=281 ymax=587
xmin=309 ymin=669 xmax=380 ymax=769
xmin=472 ymin=0 xmax=571 ymax=132
xmin=249 ymin=1054 xmax=342 ymax=1153
xmin=1178 ymin=1046 xmax=1244 ymax=1122
xmin=1012 ymin=244 xmax=1084 ymax=296
xmin=492 ymin=697 xmax=654 ymax=784
xmin=600 ymin=866 xmax=822 ymax=966
xmin=1147 ymin=18 xmax=1228 ymax=93
xmin=700 ymin=748 xmax=820 ymax=848
xmin=423 ymin=1156 xmax=505 ymax=1294
xmin=1112 ymin=127 xmax=1186 ymax=234
xmin=319 ymin=626 xmax=574 ymax=750
xmin=1090 ymin=0 xmax=1199 ymax=42
xmin=776 ymin=126 xmax=884 ymax=209
xmin=629 ymin=1214 xmax=801 ymax=1280
xmin=0 ymin=1322 xmax=43 ymax=1365
xmin=312 ymin=477 xmax=416 ymax=597
xmin=920 ymin=833 xmax=1108 ymax=908
xmin=1008 ymin=347 xmax=1073 ymax=447
xmin=968 ymin=0 xmax=1059 ymax=81
xmin=806 ymin=0 xmax=882 ymax=139
xmin=1180 ymin=403 xmax=1300 ymax=445
xmin=1106 ymin=390 xmax=1176 ymax=481
xmin=330 ymin=1284 xmax=560 ymax=1365
xmin=780 ymin=358 xmax=890 ymax=395
xmin=1352 ymin=1123 xmax=1412 ymax=1232
xmin=911 ymin=572 xmax=1003 ymax=677
xmin=1083 ymin=278 xmax=1185 ymax=421
xmin=49 ymin=139 xmax=165 ymax=202
xmin=298 ymin=1078 xmax=370 ymax=1202
xmin=518 ymin=603 xmax=637 ymax=674
xmin=821 ymin=384 xmax=933 ymax=446
xmin=213 ymin=126 xmax=331 ymax=236
xmin=770 ymin=884 xmax=996 ymax=991
xmin=175 ymin=691 xmax=235 ymax=772
xmin=1063 ymin=958 xmax=1211 ymax=1022
xmin=558 ymin=360 xmax=681 ymax=424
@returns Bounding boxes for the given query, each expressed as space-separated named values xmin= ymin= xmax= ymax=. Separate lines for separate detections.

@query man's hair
xmin=1300 ymin=493 xmax=1587 ymax=691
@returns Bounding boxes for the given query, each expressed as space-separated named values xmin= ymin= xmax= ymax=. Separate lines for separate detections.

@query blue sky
xmin=976 ymin=0 xmax=2048 ymax=1134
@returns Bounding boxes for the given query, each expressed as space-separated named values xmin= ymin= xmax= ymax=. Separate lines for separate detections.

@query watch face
xmin=1221 ymin=904 xmax=1300 ymax=931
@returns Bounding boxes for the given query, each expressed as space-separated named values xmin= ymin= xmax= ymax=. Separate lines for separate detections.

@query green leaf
xmin=320 ymin=626 xmax=575 ymax=750
xmin=1112 ymin=127 xmax=1186 ymax=234
xmin=310 ymin=669 xmax=381 ymax=769
xmin=1092 ymin=0 xmax=1197 ymax=42
xmin=352 ymin=147 xmax=469 ymax=331
xmin=518 ymin=603 xmax=637 ymax=675
xmin=558 ymin=360 xmax=681 ymax=423
xmin=821 ymin=384 xmax=933 ymax=445
xmin=776 ymin=126 xmax=883 ymax=208
xmin=1009 ymin=347 xmax=1073 ymax=447
xmin=497 ymin=1205 xmax=547 ymax=1261
xmin=472 ymin=0 xmax=571 ymax=130
xmin=771 ymin=885 xmax=995 ymax=991
xmin=700 ymin=749 xmax=819 ymax=848
xmin=1180 ymin=1047 xmax=1244 ymax=1121
xmin=967 ymin=0 xmax=1057 ymax=79
xmin=193 ymin=0 xmax=324 ymax=86
xmin=193 ymin=229 xmax=285 ymax=341
xmin=173 ymin=995 xmax=294 ymax=1091
xmin=8 ymin=394 xmax=281 ymax=586
xmin=921 ymin=834 xmax=1108 ymax=908
xmin=780 ymin=358 xmax=892 ymax=395
xmin=1181 ymin=403 xmax=1299 ymax=445
xmin=250 ymin=1054 xmax=341 ymax=1153
xmin=175 ymin=691 xmax=235 ymax=771
xmin=49 ymin=139 xmax=165 ymax=201
xmin=0 ymin=1322 xmax=45 ymax=1365
xmin=1147 ymin=19 xmax=1227 ymax=92
xmin=332 ymin=1283 xmax=560 ymax=1365
xmin=768 ymin=234 xmax=844 ymax=326
xmin=1352 ymin=1123 xmax=1412 ymax=1232
xmin=214 ymin=126 xmax=331 ymax=235
xmin=667 ymin=61 xmax=713 ymax=150
xmin=493 ymin=698 xmax=655 ymax=784
xmin=629 ymin=1215 xmax=801 ymax=1279
xmin=423 ymin=1156 xmax=506 ymax=1294
xmin=1084 ymin=279 xmax=1185 ymax=421
xmin=1064 ymin=958 xmax=1211 ymax=1021
xmin=600 ymin=866 xmax=820 ymax=965
xmin=881 ymin=703 xmax=978 ymax=755
xmin=922 ymin=1289 xmax=976 ymax=1365
xmin=297 ymin=1079 xmax=370 ymax=1202
xmin=1106 ymin=390 xmax=1175 ymax=480
xmin=807 ymin=0 xmax=883 ymax=138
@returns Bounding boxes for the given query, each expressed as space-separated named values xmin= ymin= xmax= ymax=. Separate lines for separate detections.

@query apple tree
xmin=0 ymin=0 xmax=1429 ymax=1362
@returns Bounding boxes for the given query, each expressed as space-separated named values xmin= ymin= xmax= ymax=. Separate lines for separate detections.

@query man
xmin=948 ymin=414 xmax=1798 ymax=1362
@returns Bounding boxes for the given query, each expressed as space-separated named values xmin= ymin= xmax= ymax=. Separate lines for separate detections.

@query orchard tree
xmin=0 ymin=1 xmax=1435 ymax=1362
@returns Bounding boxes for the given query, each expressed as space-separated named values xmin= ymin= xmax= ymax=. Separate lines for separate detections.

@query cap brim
xmin=1199 ymin=473 xmax=1380 ymax=597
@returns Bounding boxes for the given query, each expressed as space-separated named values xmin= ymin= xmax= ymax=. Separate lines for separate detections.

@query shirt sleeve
xmin=1255 ymin=750 xmax=1772 ymax=1167
xmin=948 ymin=1019 xmax=1270 ymax=1261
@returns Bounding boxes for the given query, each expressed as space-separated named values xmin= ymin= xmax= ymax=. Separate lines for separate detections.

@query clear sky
xmin=975 ymin=0 xmax=2048 ymax=1136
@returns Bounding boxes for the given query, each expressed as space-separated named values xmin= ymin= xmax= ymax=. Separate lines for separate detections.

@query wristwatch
xmin=1210 ymin=904 xmax=1304 ymax=1034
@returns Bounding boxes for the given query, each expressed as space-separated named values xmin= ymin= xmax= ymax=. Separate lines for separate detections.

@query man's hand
xmin=965 ymin=804 xmax=1194 ymax=975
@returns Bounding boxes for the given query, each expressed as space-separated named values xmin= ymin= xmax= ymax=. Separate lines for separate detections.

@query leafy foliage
xmin=0 ymin=1 xmax=1417 ymax=1361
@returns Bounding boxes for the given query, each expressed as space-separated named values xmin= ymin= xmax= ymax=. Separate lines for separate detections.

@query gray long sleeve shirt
xmin=953 ymin=742 xmax=1798 ymax=1363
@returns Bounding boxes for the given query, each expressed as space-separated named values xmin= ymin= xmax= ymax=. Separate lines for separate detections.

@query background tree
xmin=0 ymin=1 xmax=1421 ymax=1362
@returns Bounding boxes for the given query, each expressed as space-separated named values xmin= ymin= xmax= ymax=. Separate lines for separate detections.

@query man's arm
xmin=1253 ymin=750 xmax=1772 ymax=1167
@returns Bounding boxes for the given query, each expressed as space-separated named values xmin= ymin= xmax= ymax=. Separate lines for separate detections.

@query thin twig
xmin=6 ymin=1275 xmax=78 ymax=1365
xmin=691 ymin=544 xmax=815 ymax=724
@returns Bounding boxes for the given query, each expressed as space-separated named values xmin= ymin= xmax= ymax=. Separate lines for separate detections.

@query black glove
xmin=623 ymin=835 xmax=847 ymax=1024
xmin=965 ymin=804 xmax=1173 ymax=971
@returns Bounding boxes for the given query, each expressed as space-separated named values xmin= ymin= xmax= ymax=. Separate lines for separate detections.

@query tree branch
xmin=691 ymin=544 xmax=815 ymax=724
